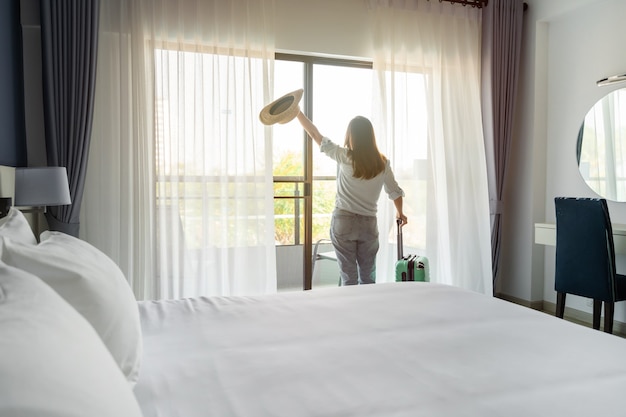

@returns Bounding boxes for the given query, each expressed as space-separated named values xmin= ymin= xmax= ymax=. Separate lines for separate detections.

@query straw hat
xmin=259 ymin=89 xmax=303 ymax=125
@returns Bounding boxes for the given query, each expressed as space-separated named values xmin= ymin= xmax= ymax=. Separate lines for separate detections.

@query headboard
xmin=0 ymin=165 xmax=15 ymax=218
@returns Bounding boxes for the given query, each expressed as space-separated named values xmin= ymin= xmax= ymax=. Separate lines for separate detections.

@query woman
xmin=296 ymin=111 xmax=406 ymax=285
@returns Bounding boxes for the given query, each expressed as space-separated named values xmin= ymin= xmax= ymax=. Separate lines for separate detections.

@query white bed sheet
xmin=134 ymin=282 xmax=626 ymax=417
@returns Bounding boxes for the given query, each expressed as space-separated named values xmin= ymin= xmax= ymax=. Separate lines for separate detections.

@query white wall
xmin=274 ymin=0 xmax=372 ymax=59
xmin=502 ymin=0 xmax=626 ymax=317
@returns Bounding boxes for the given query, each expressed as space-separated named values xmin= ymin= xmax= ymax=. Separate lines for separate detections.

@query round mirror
xmin=577 ymin=87 xmax=626 ymax=202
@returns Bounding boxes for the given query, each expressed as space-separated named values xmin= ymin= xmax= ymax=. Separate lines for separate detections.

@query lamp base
xmin=17 ymin=206 xmax=45 ymax=241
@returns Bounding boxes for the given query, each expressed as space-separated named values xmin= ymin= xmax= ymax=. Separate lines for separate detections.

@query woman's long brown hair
xmin=344 ymin=116 xmax=387 ymax=179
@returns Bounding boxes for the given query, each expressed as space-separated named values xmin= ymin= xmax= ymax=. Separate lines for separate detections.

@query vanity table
xmin=535 ymin=85 xmax=626 ymax=253
xmin=535 ymin=222 xmax=626 ymax=254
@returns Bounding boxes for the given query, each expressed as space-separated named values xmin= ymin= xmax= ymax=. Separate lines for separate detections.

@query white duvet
xmin=134 ymin=282 xmax=626 ymax=417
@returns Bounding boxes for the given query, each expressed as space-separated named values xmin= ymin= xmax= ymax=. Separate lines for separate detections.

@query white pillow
xmin=0 ymin=261 xmax=144 ymax=417
xmin=0 ymin=207 xmax=37 ymax=245
xmin=0 ymin=231 xmax=142 ymax=385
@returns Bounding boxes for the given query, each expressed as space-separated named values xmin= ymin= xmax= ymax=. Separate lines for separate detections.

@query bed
xmin=2 ymin=167 xmax=626 ymax=416
xmin=135 ymin=283 xmax=626 ymax=417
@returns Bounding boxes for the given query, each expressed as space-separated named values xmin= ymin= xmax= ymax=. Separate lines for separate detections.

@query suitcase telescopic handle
xmin=396 ymin=218 xmax=403 ymax=260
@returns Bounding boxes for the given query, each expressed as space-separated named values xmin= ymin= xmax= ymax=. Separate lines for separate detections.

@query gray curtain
xmin=481 ymin=0 xmax=524 ymax=294
xmin=40 ymin=0 xmax=100 ymax=236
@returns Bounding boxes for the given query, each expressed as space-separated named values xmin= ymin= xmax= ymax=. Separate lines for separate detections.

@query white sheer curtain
xmin=83 ymin=0 xmax=277 ymax=300
xmin=369 ymin=0 xmax=492 ymax=294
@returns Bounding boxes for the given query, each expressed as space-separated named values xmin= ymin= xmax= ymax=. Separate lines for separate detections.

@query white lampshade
xmin=14 ymin=167 xmax=72 ymax=207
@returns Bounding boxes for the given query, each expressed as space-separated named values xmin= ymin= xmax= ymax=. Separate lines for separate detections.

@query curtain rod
xmin=432 ymin=0 xmax=488 ymax=8
xmin=434 ymin=1 xmax=529 ymax=10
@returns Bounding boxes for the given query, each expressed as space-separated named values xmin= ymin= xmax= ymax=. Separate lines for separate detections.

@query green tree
xmin=274 ymin=151 xmax=336 ymax=244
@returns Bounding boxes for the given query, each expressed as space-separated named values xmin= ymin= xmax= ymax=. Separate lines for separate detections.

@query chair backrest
xmin=554 ymin=197 xmax=617 ymax=302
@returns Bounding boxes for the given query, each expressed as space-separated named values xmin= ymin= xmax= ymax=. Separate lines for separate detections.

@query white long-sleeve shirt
xmin=320 ymin=137 xmax=404 ymax=217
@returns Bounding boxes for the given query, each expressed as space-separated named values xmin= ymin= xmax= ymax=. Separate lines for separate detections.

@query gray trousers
xmin=330 ymin=209 xmax=379 ymax=286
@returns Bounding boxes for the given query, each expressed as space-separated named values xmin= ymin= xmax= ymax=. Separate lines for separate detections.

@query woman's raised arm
xmin=296 ymin=111 xmax=323 ymax=146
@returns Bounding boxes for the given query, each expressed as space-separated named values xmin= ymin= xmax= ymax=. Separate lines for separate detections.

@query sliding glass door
xmin=273 ymin=55 xmax=373 ymax=291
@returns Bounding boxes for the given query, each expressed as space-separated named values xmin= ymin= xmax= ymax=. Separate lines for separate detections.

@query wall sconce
xmin=597 ymin=73 xmax=626 ymax=87
xmin=14 ymin=167 xmax=72 ymax=236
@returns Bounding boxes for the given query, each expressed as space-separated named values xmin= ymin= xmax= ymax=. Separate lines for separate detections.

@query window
xmin=154 ymin=48 xmax=269 ymax=250
xmin=153 ymin=49 xmax=429 ymax=292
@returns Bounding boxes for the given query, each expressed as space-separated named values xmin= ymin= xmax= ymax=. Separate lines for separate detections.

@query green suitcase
xmin=394 ymin=219 xmax=428 ymax=282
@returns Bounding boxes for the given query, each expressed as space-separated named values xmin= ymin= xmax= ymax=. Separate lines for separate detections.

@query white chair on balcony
xmin=312 ymin=238 xmax=340 ymax=286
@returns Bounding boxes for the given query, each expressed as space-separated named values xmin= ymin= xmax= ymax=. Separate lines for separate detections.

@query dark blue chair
xmin=554 ymin=197 xmax=626 ymax=333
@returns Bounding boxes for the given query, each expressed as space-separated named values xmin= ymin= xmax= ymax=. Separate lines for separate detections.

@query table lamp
xmin=14 ymin=167 xmax=72 ymax=236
